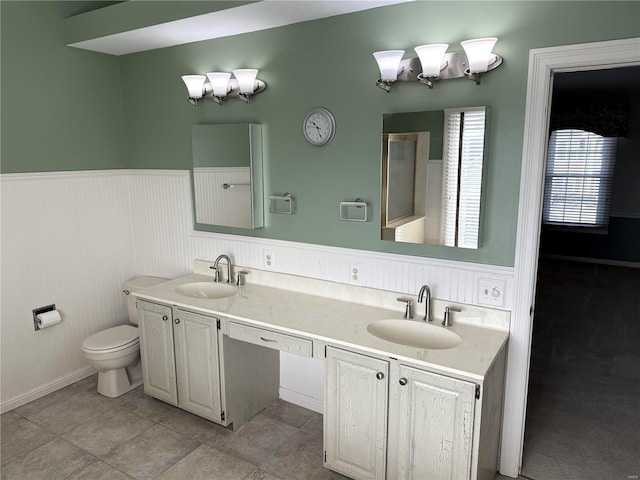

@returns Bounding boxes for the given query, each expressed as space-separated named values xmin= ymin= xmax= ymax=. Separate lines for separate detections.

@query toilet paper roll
xmin=36 ymin=310 xmax=62 ymax=329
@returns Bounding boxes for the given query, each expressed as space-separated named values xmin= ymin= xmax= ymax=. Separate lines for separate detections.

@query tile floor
xmin=1 ymin=373 xmax=520 ymax=480
xmin=1 ymin=375 xmax=346 ymax=480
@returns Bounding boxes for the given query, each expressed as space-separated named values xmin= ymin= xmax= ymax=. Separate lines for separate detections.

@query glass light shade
xmin=181 ymin=75 xmax=206 ymax=98
xmin=206 ymin=72 xmax=232 ymax=97
xmin=414 ymin=44 xmax=449 ymax=77
xmin=461 ymin=37 xmax=498 ymax=73
xmin=232 ymin=69 xmax=259 ymax=94
xmin=373 ymin=50 xmax=405 ymax=82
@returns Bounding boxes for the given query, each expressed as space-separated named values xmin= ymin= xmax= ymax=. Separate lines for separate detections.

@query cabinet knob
xmin=162 ymin=315 xmax=168 ymax=321
xmin=399 ymin=377 xmax=408 ymax=386
xmin=376 ymin=372 xmax=384 ymax=380
xmin=174 ymin=318 xmax=181 ymax=324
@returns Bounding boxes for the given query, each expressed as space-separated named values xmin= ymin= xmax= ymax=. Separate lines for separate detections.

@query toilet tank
xmin=123 ymin=276 xmax=168 ymax=325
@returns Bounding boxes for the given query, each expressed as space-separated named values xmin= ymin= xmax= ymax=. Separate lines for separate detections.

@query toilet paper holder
xmin=33 ymin=304 xmax=57 ymax=331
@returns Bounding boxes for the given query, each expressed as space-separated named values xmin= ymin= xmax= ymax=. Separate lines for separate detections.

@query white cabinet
xmin=227 ymin=321 xmax=313 ymax=357
xmin=387 ymin=365 xmax=476 ymax=480
xmin=324 ymin=347 xmax=389 ymax=480
xmin=173 ymin=309 xmax=223 ymax=422
xmin=137 ymin=301 xmax=177 ymax=405
xmin=137 ymin=300 xmax=279 ymax=429
xmin=324 ymin=347 xmax=498 ymax=480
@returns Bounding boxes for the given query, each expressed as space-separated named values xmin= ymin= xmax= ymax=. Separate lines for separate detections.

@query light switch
xmin=478 ymin=278 xmax=506 ymax=308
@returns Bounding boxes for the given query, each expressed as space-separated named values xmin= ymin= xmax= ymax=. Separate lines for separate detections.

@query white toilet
xmin=81 ymin=276 xmax=167 ymax=398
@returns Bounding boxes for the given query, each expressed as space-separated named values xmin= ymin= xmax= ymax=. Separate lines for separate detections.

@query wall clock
xmin=303 ymin=107 xmax=336 ymax=146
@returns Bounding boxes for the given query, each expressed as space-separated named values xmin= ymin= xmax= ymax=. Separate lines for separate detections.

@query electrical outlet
xmin=478 ymin=278 xmax=506 ymax=308
xmin=349 ymin=262 xmax=363 ymax=286
xmin=263 ymin=250 xmax=275 ymax=271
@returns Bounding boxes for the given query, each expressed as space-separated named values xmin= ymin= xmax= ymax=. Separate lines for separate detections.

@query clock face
xmin=303 ymin=108 xmax=335 ymax=146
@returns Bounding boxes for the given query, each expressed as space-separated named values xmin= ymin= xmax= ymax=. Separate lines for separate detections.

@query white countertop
xmin=134 ymin=273 xmax=508 ymax=382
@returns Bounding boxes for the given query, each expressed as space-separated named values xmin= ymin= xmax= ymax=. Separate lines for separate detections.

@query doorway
xmin=521 ymin=67 xmax=640 ymax=479
xmin=501 ymin=38 xmax=640 ymax=478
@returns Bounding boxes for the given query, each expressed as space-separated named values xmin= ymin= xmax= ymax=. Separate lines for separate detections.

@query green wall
xmin=118 ymin=1 xmax=640 ymax=266
xmin=1 ymin=1 xmax=126 ymax=173
xmin=2 ymin=2 xmax=639 ymax=267
xmin=384 ymin=110 xmax=444 ymax=159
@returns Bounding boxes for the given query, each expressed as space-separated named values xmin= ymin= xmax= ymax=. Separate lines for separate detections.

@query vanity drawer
xmin=227 ymin=322 xmax=312 ymax=358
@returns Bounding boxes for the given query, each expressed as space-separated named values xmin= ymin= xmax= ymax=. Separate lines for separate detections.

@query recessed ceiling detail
xmin=66 ymin=0 xmax=413 ymax=56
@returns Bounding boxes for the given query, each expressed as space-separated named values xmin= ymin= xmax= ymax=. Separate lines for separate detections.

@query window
xmin=543 ymin=129 xmax=617 ymax=228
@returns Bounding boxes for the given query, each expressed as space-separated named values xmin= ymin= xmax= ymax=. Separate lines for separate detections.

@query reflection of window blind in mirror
xmin=442 ymin=108 xmax=486 ymax=248
xmin=442 ymin=114 xmax=461 ymax=247
xmin=387 ymin=139 xmax=417 ymax=222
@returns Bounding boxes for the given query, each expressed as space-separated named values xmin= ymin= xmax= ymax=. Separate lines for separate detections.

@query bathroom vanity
xmin=136 ymin=301 xmax=279 ymax=427
xmin=133 ymin=260 xmax=508 ymax=480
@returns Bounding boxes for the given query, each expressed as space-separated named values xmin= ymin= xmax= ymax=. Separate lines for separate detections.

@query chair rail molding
xmin=504 ymin=37 xmax=640 ymax=478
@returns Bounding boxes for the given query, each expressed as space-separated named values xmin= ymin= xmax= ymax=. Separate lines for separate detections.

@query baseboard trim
xmin=279 ymin=387 xmax=323 ymax=414
xmin=0 ymin=366 xmax=96 ymax=413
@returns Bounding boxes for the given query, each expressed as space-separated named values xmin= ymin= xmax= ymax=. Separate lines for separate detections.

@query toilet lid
xmin=83 ymin=325 xmax=139 ymax=351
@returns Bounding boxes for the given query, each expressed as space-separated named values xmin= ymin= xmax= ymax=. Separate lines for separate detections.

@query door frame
xmin=500 ymin=37 xmax=640 ymax=477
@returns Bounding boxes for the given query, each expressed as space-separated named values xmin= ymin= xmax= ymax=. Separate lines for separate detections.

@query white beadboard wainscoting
xmin=1 ymin=169 xmax=513 ymax=414
xmin=1 ymin=171 xmax=138 ymax=411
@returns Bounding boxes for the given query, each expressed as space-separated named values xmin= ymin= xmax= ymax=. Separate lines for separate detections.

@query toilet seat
xmin=82 ymin=325 xmax=139 ymax=353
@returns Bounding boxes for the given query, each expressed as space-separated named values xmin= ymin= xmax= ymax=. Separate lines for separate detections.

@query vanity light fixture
xmin=414 ymin=43 xmax=449 ymax=88
xmin=460 ymin=37 xmax=499 ymax=84
xmin=206 ymin=72 xmax=232 ymax=104
xmin=373 ymin=37 xmax=502 ymax=91
xmin=372 ymin=50 xmax=406 ymax=92
xmin=182 ymin=75 xmax=208 ymax=105
xmin=181 ymin=68 xmax=267 ymax=106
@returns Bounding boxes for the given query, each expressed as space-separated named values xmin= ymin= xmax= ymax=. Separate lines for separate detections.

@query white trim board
xmin=0 ymin=367 xmax=95 ymax=414
xmin=0 ymin=169 xmax=185 ymax=181
xmin=279 ymin=387 xmax=324 ymax=414
xmin=503 ymin=37 xmax=640 ymax=478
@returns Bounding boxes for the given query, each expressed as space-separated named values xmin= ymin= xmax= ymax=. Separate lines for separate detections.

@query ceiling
xmin=66 ymin=0 xmax=413 ymax=56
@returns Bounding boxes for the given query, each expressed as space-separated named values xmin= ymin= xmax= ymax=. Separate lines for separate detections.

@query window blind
xmin=441 ymin=108 xmax=486 ymax=248
xmin=543 ymin=129 xmax=617 ymax=227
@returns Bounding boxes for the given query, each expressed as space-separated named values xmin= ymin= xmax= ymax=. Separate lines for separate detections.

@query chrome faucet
xmin=417 ymin=285 xmax=431 ymax=322
xmin=212 ymin=255 xmax=232 ymax=283
xmin=443 ymin=306 xmax=461 ymax=328
xmin=397 ymin=298 xmax=413 ymax=319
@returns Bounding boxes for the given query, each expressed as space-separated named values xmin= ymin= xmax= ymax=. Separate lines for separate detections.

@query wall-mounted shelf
xmin=269 ymin=193 xmax=294 ymax=215
xmin=340 ymin=199 xmax=368 ymax=222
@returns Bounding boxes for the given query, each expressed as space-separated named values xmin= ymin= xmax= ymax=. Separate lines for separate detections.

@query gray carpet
xmin=522 ymin=258 xmax=640 ymax=480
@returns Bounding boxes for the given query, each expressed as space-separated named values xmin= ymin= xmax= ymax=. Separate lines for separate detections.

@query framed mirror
xmin=191 ymin=123 xmax=264 ymax=230
xmin=381 ymin=106 xmax=487 ymax=249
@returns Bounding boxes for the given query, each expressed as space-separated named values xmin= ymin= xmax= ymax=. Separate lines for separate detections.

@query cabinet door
xmin=137 ymin=301 xmax=177 ymax=405
xmin=173 ymin=309 xmax=222 ymax=422
xmin=324 ymin=347 xmax=388 ymax=480
xmin=388 ymin=365 xmax=476 ymax=480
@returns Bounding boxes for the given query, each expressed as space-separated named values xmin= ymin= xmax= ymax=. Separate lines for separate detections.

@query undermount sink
xmin=367 ymin=319 xmax=462 ymax=350
xmin=175 ymin=282 xmax=237 ymax=299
